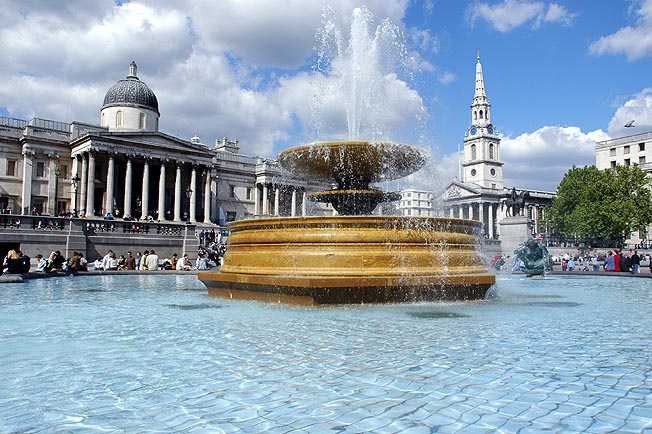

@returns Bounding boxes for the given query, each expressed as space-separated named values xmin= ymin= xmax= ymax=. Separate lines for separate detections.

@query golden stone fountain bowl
xmin=198 ymin=215 xmax=496 ymax=305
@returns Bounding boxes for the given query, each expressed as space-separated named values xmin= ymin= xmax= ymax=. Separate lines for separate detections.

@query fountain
xmin=198 ymin=7 xmax=495 ymax=304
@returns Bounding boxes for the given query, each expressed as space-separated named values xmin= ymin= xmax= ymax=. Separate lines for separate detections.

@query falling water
xmin=313 ymin=6 xmax=410 ymax=141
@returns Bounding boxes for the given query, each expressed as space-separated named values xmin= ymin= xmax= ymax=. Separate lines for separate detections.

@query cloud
xmin=0 ymin=0 xmax=423 ymax=158
xmin=589 ymin=0 xmax=652 ymax=60
xmin=499 ymin=126 xmax=609 ymax=191
xmin=438 ymin=71 xmax=456 ymax=84
xmin=467 ymin=0 xmax=575 ymax=32
xmin=607 ymin=88 xmax=652 ymax=137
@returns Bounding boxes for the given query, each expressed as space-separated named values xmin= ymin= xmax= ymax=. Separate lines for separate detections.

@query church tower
xmin=462 ymin=51 xmax=503 ymax=190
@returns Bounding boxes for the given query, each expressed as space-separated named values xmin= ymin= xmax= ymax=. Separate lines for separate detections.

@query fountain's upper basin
xmin=277 ymin=141 xmax=427 ymax=186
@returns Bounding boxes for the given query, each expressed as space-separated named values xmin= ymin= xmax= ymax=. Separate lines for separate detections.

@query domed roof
xmin=102 ymin=61 xmax=159 ymax=114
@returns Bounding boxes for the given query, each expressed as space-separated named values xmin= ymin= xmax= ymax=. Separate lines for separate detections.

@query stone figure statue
xmin=505 ymin=188 xmax=530 ymax=217
xmin=514 ymin=239 xmax=553 ymax=276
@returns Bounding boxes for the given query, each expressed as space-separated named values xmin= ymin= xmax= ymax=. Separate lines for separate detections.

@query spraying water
xmin=313 ymin=6 xmax=412 ymax=141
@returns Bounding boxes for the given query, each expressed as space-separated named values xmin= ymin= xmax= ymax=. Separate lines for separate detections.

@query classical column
xmin=174 ymin=163 xmax=182 ymax=222
xmin=291 ymin=189 xmax=297 ymax=217
xmin=301 ymin=191 xmax=307 ymax=216
xmin=274 ymin=186 xmax=280 ymax=216
xmin=470 ymin=203 xmax=476 ymax=221
xmin=189 ymin=165 xmax=197 ymax=223
xmin=158 ymin=161 xmax=166 ymax=220
xmin=262 ymin=183 xmax=269 ymax=215
xmin=86 ymin=151 xmax=96 ymax=216
xmin=458 ymin=205 xmax=463 ymax=219
xmin=211 ymin=173 xmax=219 ymax=224
xmin=124 ymin=157 xmax=133 ymax=217
xmin=449 ymin=207 xmax=454 ymax=218
xmin=21 ymin=149 xmax=34 ymax=215
xmin=479 ymin=202 xmax=485 ymax=236
xmin=203 ymin=169 xmax=211 ymax=224
xmin=141 ymin=158 xmax=150 ymax=220
xmin=80 ymin=154 xmax=88 ymax=215
xmin=47 ymin=156 xmax=58 ymax=214
xmin=71 ymin=156 xmax=79 ymax=212
xmin=488 ymin=203 xmax=495 ymax=239
xmin=105 ymin=154 xmax=115 ymax=215
xmin=254 ymin=183 xmax=260 ymax=215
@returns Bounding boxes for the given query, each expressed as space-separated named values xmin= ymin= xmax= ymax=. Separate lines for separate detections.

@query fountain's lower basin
xmin=199 ymin=216 xmax=495 ymax=305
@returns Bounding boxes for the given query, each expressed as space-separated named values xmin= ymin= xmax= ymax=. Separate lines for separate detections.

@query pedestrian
xmin=630 ymin=250 xmax=640 ymax=274
xmin=139 ymin=250 xmax=149 ymax=270
xmin=604 ymin=251 xmax=616 ymax=272
xmin=125 ymin=252 xmax=136 ymax=270
xmin=135 ymin=251 xmax=142 ymax=269
xmin=613 ymin=250 xmax=621 ymax=272
xmin=145 ymin=249 xmax=159 ymax=270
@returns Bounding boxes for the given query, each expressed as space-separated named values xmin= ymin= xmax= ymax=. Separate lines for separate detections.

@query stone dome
xmin=102 ymin=61 xmax=159 ymax=114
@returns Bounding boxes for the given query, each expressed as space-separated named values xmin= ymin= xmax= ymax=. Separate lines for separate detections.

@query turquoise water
xmin=1 ymin=274 xmax=651 ymax=433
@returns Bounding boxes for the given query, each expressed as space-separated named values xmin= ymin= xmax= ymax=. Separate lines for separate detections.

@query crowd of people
xmin=2 ymin=243 xmax=228 ymax=275
xmin=492 ymin=250 xmax=652 ymax=274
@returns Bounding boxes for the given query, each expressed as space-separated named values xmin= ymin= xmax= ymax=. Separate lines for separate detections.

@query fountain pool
xmin=1 ymin=274 xmax=651 ymax=432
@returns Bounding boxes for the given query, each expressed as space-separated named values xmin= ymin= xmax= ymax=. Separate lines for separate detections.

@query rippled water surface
xmin=1 ymin=274 xmax=651 ymax=433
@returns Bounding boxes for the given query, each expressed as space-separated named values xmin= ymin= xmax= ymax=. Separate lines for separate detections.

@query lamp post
xmin=136 ymin=197 xmax=142 ymax=219
xmin=71 ymin=174 xmax=80 ymax=217
xmin=185 ymin=186 xmax=193 ymax=222
xmin=54 ymin=164 xmax=61 ymax=216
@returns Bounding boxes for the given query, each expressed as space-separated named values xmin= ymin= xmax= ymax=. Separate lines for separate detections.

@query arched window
xmin=101 ymin=112 xmax=105 ymax=126
xmin=489 ymin=144 xmax=495 ymax=159
xmin=479 ymin=110 xmax=484 ymax=119
xmin=139 ymin=113 xmax=146 ymax=129
xmin=116 ymin=111 xmax=123 ymax=128
xmin=473 ymin=111 xmax=477 ymax=120
xmin=471 ymin=144 xmax=476 ymax=160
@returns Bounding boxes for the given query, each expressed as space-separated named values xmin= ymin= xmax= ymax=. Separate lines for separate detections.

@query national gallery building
xmin=0 ymin=62 xmax=329 ymax=224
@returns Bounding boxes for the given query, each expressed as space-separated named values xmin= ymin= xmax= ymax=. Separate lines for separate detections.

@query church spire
xmin=127 ymin=61 xmax=138 ymax=79
xmin=471 ymin=50 xmax=491 ymax=126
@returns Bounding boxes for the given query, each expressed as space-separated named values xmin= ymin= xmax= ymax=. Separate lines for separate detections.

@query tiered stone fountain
xmin=198 ymin=140 xmax=495 ymax=305
xmin=198 ymin=7 xmax=495 ymax=304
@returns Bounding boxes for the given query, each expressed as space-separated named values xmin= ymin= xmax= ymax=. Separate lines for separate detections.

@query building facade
xmin=596 ymin=131 xmax=652 ymax=246
xmin=0 ymin=62 xmax=330 ymax=225
xmin=440 ymin=53 xmax=553 ymax=245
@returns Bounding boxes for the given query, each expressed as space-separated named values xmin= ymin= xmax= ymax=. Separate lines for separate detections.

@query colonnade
xmin=442 ymin=201 xmax=546 ymax=239
xmin=72 ymin=150 xmax=214 ymax=223
xmin=254 ymin=182 xmax=307 ymax=217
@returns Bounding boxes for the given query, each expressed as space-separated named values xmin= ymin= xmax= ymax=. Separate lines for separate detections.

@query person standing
xmin=145 ymin=249 xmax=159 ymax=271
xmin=613 ymin=250 xmax=621 ymax=272
xmin=125 ymin=252 xmax=136 ymax=270
xmin=604 ymin=251 xmax=616 ymax=272
xmin=139 ymin=250 xmax=149 ymax=270
xmin=630 ymin=250 xmax=640 ymax=274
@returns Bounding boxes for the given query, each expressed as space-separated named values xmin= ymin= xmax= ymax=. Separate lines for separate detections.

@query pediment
xmin=442 ymin=181 xmax=481 ymax=200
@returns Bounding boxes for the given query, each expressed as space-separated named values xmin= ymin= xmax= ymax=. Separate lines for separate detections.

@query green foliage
xmin=544 ymin=165 xmax=652 ymax=242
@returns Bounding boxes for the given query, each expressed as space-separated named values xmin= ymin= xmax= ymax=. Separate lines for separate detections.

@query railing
xmin=0 ymin=214 xmax=191 ymax=237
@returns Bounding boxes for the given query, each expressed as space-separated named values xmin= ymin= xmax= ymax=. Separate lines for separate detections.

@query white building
xmin=0 ymin=62 xmax=330 ymax=224
xmin=596 ymin=131 xmax=652 ymax=246
xmin=441 ymin=52 xmax=553 ymax=243
xmin=396 ymin=189 xmax=436 ymax=217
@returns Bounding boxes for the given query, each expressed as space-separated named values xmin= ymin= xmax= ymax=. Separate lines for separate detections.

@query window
xmin=139 ymin=113 xmax=146 ymax=129
xmin=226 ymin=211 xmax=236 ymax=221
xmin=471 ymin=169 xmax=476 ymax=177
xmin=36 ymin=162 xmax=45 ymax=178
xmin=101 ymin=112 xmax=106 ymax=126
xmin=609 ymin=148 xmax=616 ymax=157
xmin=6 ymin=160 xmax=16 ymax=176
xmin=116 ymin=111 xmax=123 ymax=128
xmin=611 ymin=161 xmax=617 ymax=168
xmin=471 ymin=144 xmax=477 ymax=160
xmin=59 ymin=164 xmax=68 ymax=180
xmin=246 ymin=188 xmax=252 ymax=200
xmin=624 ymin=145 xmax=630 ymax=154
xmin=229 ymin=185 xmax=236 ymax=198
xmin=489 ymin=144 xmax=495 ymax=159
xmin=639 ymin=142 xmax=645 ymax=152
xmin=624 ymin=158 xmax=631 ymax=166
xmin=639 ymin=156 xmax=646 ymax=165
xmin=491 ymin=183 xmax=496 ymax=189
xmin=479 ymin=110 xmax=484 ymax=119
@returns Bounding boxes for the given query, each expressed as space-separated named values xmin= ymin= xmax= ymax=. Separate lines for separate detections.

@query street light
xmin=185 ymin=186 xmax=193 ymax=222
xmin=54 ymin=164 xmax=61 ymax=216
xmin=71 ymin=174 xmax=80 ymax=217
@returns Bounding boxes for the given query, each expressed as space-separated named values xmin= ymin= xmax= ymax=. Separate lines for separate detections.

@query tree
xmin=544 ymin=164 xmax=652 ymax=246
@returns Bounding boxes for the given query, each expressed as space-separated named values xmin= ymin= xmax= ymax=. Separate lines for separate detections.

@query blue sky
xmin=1 ymin=0 xmax=651 ymax=192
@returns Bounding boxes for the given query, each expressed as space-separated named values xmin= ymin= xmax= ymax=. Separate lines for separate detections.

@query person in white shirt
xmin=145 ymin=250 xmax=159 ymax=271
